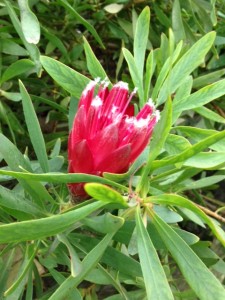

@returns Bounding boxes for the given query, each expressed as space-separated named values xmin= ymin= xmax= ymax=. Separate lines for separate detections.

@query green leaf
xmin=194 ymin=106 xmax=225 ymax=124
xmin=172 ymin=0 xmax=186 ymax=42
xmin=0 ymin=249 xmax=15 ymax=298
xmin=137 ymin=98 xmax=172 ymax=195
xmin=136 ymin=207 xmax=174 ymax=300
xmin=152 ymin=130 xmax=225 ymax=170
xmin=19 ymin=80 xmax=49 ymax=173
xmin=70 ymin=233 xmax=142 ymax=278
xmin=0 ymin=185 xmax=46 ymax=219
xmin=0 ymin=90 xmax=21 ymax=102
xmin=83 ymin=37 xmax=109 ymax=82
xmin=193 ymin=68 xmax=225 ymax=88
xmin=82 ymin=213 xmax=126 ymax=234
xmin=49 ymin=230 xmax=123 ymax=299
xmin=84 ymin=183 xmax=128 ymax=207
xmin=144 ymin=50 xmax=155 ymax=100
xmin=31 ymin=95 xmax=67 ymax=114
xmin=18 ymin=0 xmax=40 ymax=44
xmin=104 ymin=3 xmax=124 ymax=14
xmin=165 ymin=134 xmax=191 ymax=155
xmin=157 ymin=31 xmax=216 ymax=105
xmin=149 ymin=209 xmax=225 ymax=300
xmin=184 ymin=152 xmax=225 ymax=169
xmin=42 ymin=27 xmax=68 ymax=58
xmin=134 ymin=6 xmax=150 ymax=83
xmin=1 ymin=39 xmax=28 ymax=56
xmin=177 ymin=175 xmax=225 ymax=191
xmin=154 ymin=205 xmax=183 ymax=223
xmin=0 ymin=133 xmax=54 ymax=208
xmin=151 ymin=41 xmax=183 ymax=102
xmin=122 ymin=48 xmax=144 ymax=104
xmin=57 ymin=234 xmax=82 ymax=277
xmin=174 ymin=78 xmax=225 ymax=112
xmin=0 ymin=101 xmax=24 ymax=144
xmin=172 ymin=76 xmax=193 ymax=122
xmin=148 ymin=194 xmax=225 ymax=247
xmin=40 ymin=56 xmax=90 ymax=98
xmin=176 ymin=126 xmax=225 ymax=152
xmin=58 ymin=0 xmax=104 ymax=48
xmin=148 ymin=98 xmax=172 ymax=162
xmin=0 ymin=170 xmax=127 ymax=192
xmin=4 ymin=243 xmax=38 ymax=296
xmin=153 ymin=3 xmax=171 ymax=28
xmin=0 ymin=59 xmax=34 ymax=84
xmin=0 ymin=201 xmax=105 ymax=243
xmin=4 ymin=0 xmax=41 ymax=74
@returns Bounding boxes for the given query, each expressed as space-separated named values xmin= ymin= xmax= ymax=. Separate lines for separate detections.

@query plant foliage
xmin=0 ymin=1 xmax=225 ymax=299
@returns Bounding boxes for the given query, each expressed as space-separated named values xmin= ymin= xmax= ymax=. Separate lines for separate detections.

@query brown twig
xmin=197 ymin=204 xmax=225 ymax=224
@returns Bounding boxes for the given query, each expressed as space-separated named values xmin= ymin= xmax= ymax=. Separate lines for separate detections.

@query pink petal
xmin=96 ymin=144 xmax=131 ymax=174
xmin=69 ymin=106 xmax=87 ymax=152
xmin=79 ymin=80 xmax=97 ymax=112
xmin=136 ymin=101 xmax=154 ymax=120
xmin=69 ymin=140 xmax=94 ymax=173
xmin=89 ymin=123 xmax=119 ymax=160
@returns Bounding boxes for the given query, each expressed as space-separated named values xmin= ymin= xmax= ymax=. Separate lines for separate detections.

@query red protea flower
xmin=68 ymin=79 xmax=159 ymax=200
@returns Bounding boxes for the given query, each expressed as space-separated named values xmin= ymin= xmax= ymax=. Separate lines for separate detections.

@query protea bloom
xmin=68 ymin=79 xmax=159 ymax=200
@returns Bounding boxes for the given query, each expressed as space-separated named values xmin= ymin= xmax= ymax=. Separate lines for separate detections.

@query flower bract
xmin=68 ymin=79 xmax=159 ymax=199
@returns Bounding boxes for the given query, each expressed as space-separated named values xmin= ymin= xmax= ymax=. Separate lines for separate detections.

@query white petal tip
xmin=101 ymin=78 xmax=110 ymax=88
xmin=91 ymin=96 xmax=103 ymax=107
xmin=155 ymin=110 xmax=160 ymax=122
xmin=83 ymin=80 xmax=97 ymax=96
xmin=115 ymin=81 xmax=129 ymax=90
xmin=147 ymin=98 xmax=155 ymax=108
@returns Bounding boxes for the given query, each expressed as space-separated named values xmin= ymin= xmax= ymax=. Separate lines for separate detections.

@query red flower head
xmin=68 ymin=79 xmax=159 ymax=200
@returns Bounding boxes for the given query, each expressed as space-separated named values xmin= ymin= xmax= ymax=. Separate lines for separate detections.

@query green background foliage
xmin=0 ymin=0 xmax=225 ymax=299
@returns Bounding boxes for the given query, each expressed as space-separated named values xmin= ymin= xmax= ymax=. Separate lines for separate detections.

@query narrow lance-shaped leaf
xmin=19 ymin=80 xmax=49 ymax=173
xmin=149 ymin=209 xmax=225 ymax=300
xmin=194 ymin=106 xmax=225 ymax=124
xmin=1 ymin=59 xmax=35 ymax=84
xmin=49 ymin=225 xmax=123 ymax=299
xmin=144 ymin=50 xmax=155 ymax=101
xmin=152 ymin=41 xmax=183 ymax=101
xmin=152 ymin=129 xmax=225 ymax=170
xmin=137 ymin=98 xmax=172 ymax=196
xmin=83 ymin=37 xmax=110 ymax=83
xmin=174 ymin=78 xmax=225 ymax=112
xmin=40 ymin=56 xmax=90 ymax=98
xmin=147 ymin=194 xmax=225 ymax=246
xmin=4 ymin=243 xmax=39 ymax=297
xmin=136 ymin=206 xmax=174 ymax=300
xmin=0 ymin=133 xmax=54 ymax=208
xmin=134 ymin=6 xmax=150 ymax=83
xmin=0 ymin=201 xmax=105 ymax=243
xmin=122 ymin=48 xmax=144 ymax=104
xmin=0 ymin=170 xmax=128 ymax=192
xmin=57 ymin=234 xmax=82 ymax=277
xmin=172 ymin=0 xmax=186 ymax=42
xmin=157 ymin=31 xmax=216 ymax=105
xmin=0 ymin=186 xmax=46 ymax=218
